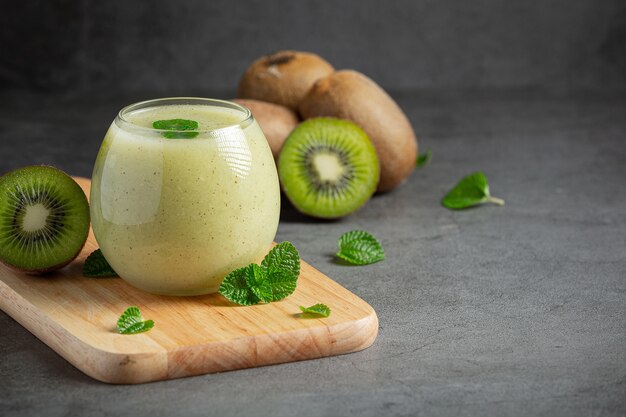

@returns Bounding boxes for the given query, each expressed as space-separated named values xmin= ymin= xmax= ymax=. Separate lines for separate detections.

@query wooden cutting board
xmin=0 ymin=178 xmax=378 ymax=384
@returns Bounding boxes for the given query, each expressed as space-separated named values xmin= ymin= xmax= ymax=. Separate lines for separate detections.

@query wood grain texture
xmin=0 ymin=178 xmax=378 ymax=384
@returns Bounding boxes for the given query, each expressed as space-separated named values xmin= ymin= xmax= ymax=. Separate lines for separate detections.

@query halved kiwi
xmin=0 ymin=166 xmax=90 ymax=273
xmin=278 ymin=118 xmax=380 ymax=219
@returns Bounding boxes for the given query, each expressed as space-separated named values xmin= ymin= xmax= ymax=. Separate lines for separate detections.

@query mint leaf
xmin=83 ymin=249 xmax=118 ymax=278
xmin=299 ymin=304 xmax=331 ymax=318
xmin=260 ymin=242 xmax=300 ymax=301
xmin=152 ymin=118 xmax=198 ymax=131
xmin=441 ymin=172 xmax=504 ymax=210
xmin=416 ymin=149 xmax=432 ymax=167
xmin=219 ymin=242 xmax=301 ymax=305
xmin=246 ymin=264 xmax=273 ymax=303
xmin=336 ymin=230 xmax=385 ymax=265
xmin=152 ymin=119 xmax=199 ymax=139
xmin=261 ymin=242 xmax=300 ymax=277
xmin=219 ymin=265 xmax=262 ymax=306
xmin=264 ymin=269 xmax=298 ymax=302
xmin=117 ymin=306 xmax=154 ymax=334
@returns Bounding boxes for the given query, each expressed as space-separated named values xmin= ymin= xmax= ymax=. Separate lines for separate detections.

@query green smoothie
xmin=90 ymin=99 xmax=280 ymax=295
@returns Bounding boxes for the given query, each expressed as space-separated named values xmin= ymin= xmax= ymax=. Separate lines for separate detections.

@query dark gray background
xmin=2 ymin=0 xmax=626 ymax=96
xmin=1 ymin=1 xmax=625 ymax=417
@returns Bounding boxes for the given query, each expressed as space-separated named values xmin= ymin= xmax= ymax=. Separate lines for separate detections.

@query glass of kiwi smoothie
xmin=90 ymin=98 xmax=280 ymax=296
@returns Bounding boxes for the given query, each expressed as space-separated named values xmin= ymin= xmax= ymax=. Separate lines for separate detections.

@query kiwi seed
xmin=278 ymin=118 xmax=380 ymax=219
xmin=0 ymin=166 xmax=90 ymax=274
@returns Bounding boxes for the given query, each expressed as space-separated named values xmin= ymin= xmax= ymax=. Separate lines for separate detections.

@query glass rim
xmin=116 ymin=97 xmax=253 ymax=134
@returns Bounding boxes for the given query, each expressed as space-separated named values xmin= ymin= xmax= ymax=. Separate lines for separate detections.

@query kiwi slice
xmin=278 ymin=118 xmax=380 ymax=219
xmin=0 ymin=166 xmax=90 ymax=273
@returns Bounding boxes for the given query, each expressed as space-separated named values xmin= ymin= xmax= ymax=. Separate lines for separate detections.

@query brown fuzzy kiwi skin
xmin=0 ymin=166 xmax=90 ymax=275
xmin=237 ymin=50 xmax=335 ymax=111
xmin=299 ymin=70 xmax=418 ymax=192
xmin=232 ymin=99 xmax=299 ymax=161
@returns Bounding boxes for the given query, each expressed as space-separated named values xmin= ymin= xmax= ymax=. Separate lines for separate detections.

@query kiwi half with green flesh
xmin=278 ymin=118 xmax=380 ymax=219
xmin=0 ymin=166 xmax=90 ymax=273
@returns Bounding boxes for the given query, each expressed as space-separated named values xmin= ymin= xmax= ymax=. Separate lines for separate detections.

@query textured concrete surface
xmin=0 ymin=91 xmax=625 ymax=416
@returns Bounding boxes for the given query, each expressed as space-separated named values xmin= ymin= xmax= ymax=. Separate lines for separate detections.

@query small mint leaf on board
xmin=299 ymin=304 xmax=331 ymax=318
xmin=152 ymin=119 xmax=199 ymax=139
xmin=83 ymin=249 xmax=118 ymax=278
xmin=441 ymin=172 xmax=505 ymax=210
xmin=416 ymin=149 xmax=432 ymax=167
xmin=219 ymin=242 xmax=301 ymax=305
xmin=117 ymin=306 xmax=154 ymax=335
xmin=336 ymin=230 xmax=385 ymax=265
xmin=219 ymin=265 xmax=262 ymax=306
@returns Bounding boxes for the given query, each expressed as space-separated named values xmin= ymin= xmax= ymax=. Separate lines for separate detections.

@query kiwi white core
xmin=313 ymin=153 xmax=345 ymax=182
xmin=22 ymin=204 xmax=49 ymax=232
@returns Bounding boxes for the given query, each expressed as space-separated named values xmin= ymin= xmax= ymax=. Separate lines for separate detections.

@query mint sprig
xmin=219 ymin=265 xmax=264 ymax=306
xmin=261 ymin=240 xmax=300 ymax=277
xmin=260 ymin=241 xmax=300 ymax=301
xmin=152 ymin=118 xmax=199 ymax=139
xmin=416 ymin=149 xmax=432 ymax=167
xmin=441 ymin=172 xmax=504 ymax=210
xmin=299 ymin=304 xmax=331 ymax=318
xmin=219 ymin=242 xmax=300 ymax=305
xmin=83 ymin=249 xmax=118 ymax=278
xmin=336 ymin=230 xmax=385 ymax=265
xmin=117 ymin=306 xmax=154 ymax=334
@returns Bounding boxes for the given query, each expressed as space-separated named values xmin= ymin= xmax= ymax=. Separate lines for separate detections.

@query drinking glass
xmin=90 ymin=98 xmax=280 ymax=295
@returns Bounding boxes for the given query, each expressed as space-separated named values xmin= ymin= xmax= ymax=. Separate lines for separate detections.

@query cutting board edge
xmin=158 ymin=309 xmax=379 ymax=384
xmin=0 ymin=278 xmax=170 ymax=384
xmin=1 ymin=277 xmax=378 ymax=384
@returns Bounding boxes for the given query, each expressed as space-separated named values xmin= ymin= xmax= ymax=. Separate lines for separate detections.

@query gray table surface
xmin=1 ymin=91 xmax=625 ymax=417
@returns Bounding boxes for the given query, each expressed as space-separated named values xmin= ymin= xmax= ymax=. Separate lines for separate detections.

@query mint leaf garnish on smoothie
xmin=117 ymin=306 xmax=154 ymax=334
xmin=83 ymin=249 xmax=119 ymax=277
xmin=219 ymin=242 xmax=300 ymax=305
xmin=336 ymin=230 xmax=385 ymax=265
xmin=152 ymin=118 xmax=199 ymax=139
xmin=299 ymin=304 xmax=331 ymax=318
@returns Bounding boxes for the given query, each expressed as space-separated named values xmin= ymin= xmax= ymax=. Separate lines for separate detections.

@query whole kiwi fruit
xmin=237 ymin=50 xmax=335 ymax=111
xmin=299 ymin=70 xmax=418 ymax=192
xmin=232 ymin=98 xmax=299 ymax=161
xmin=0 ymin=165 xmax=90 ymax=273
